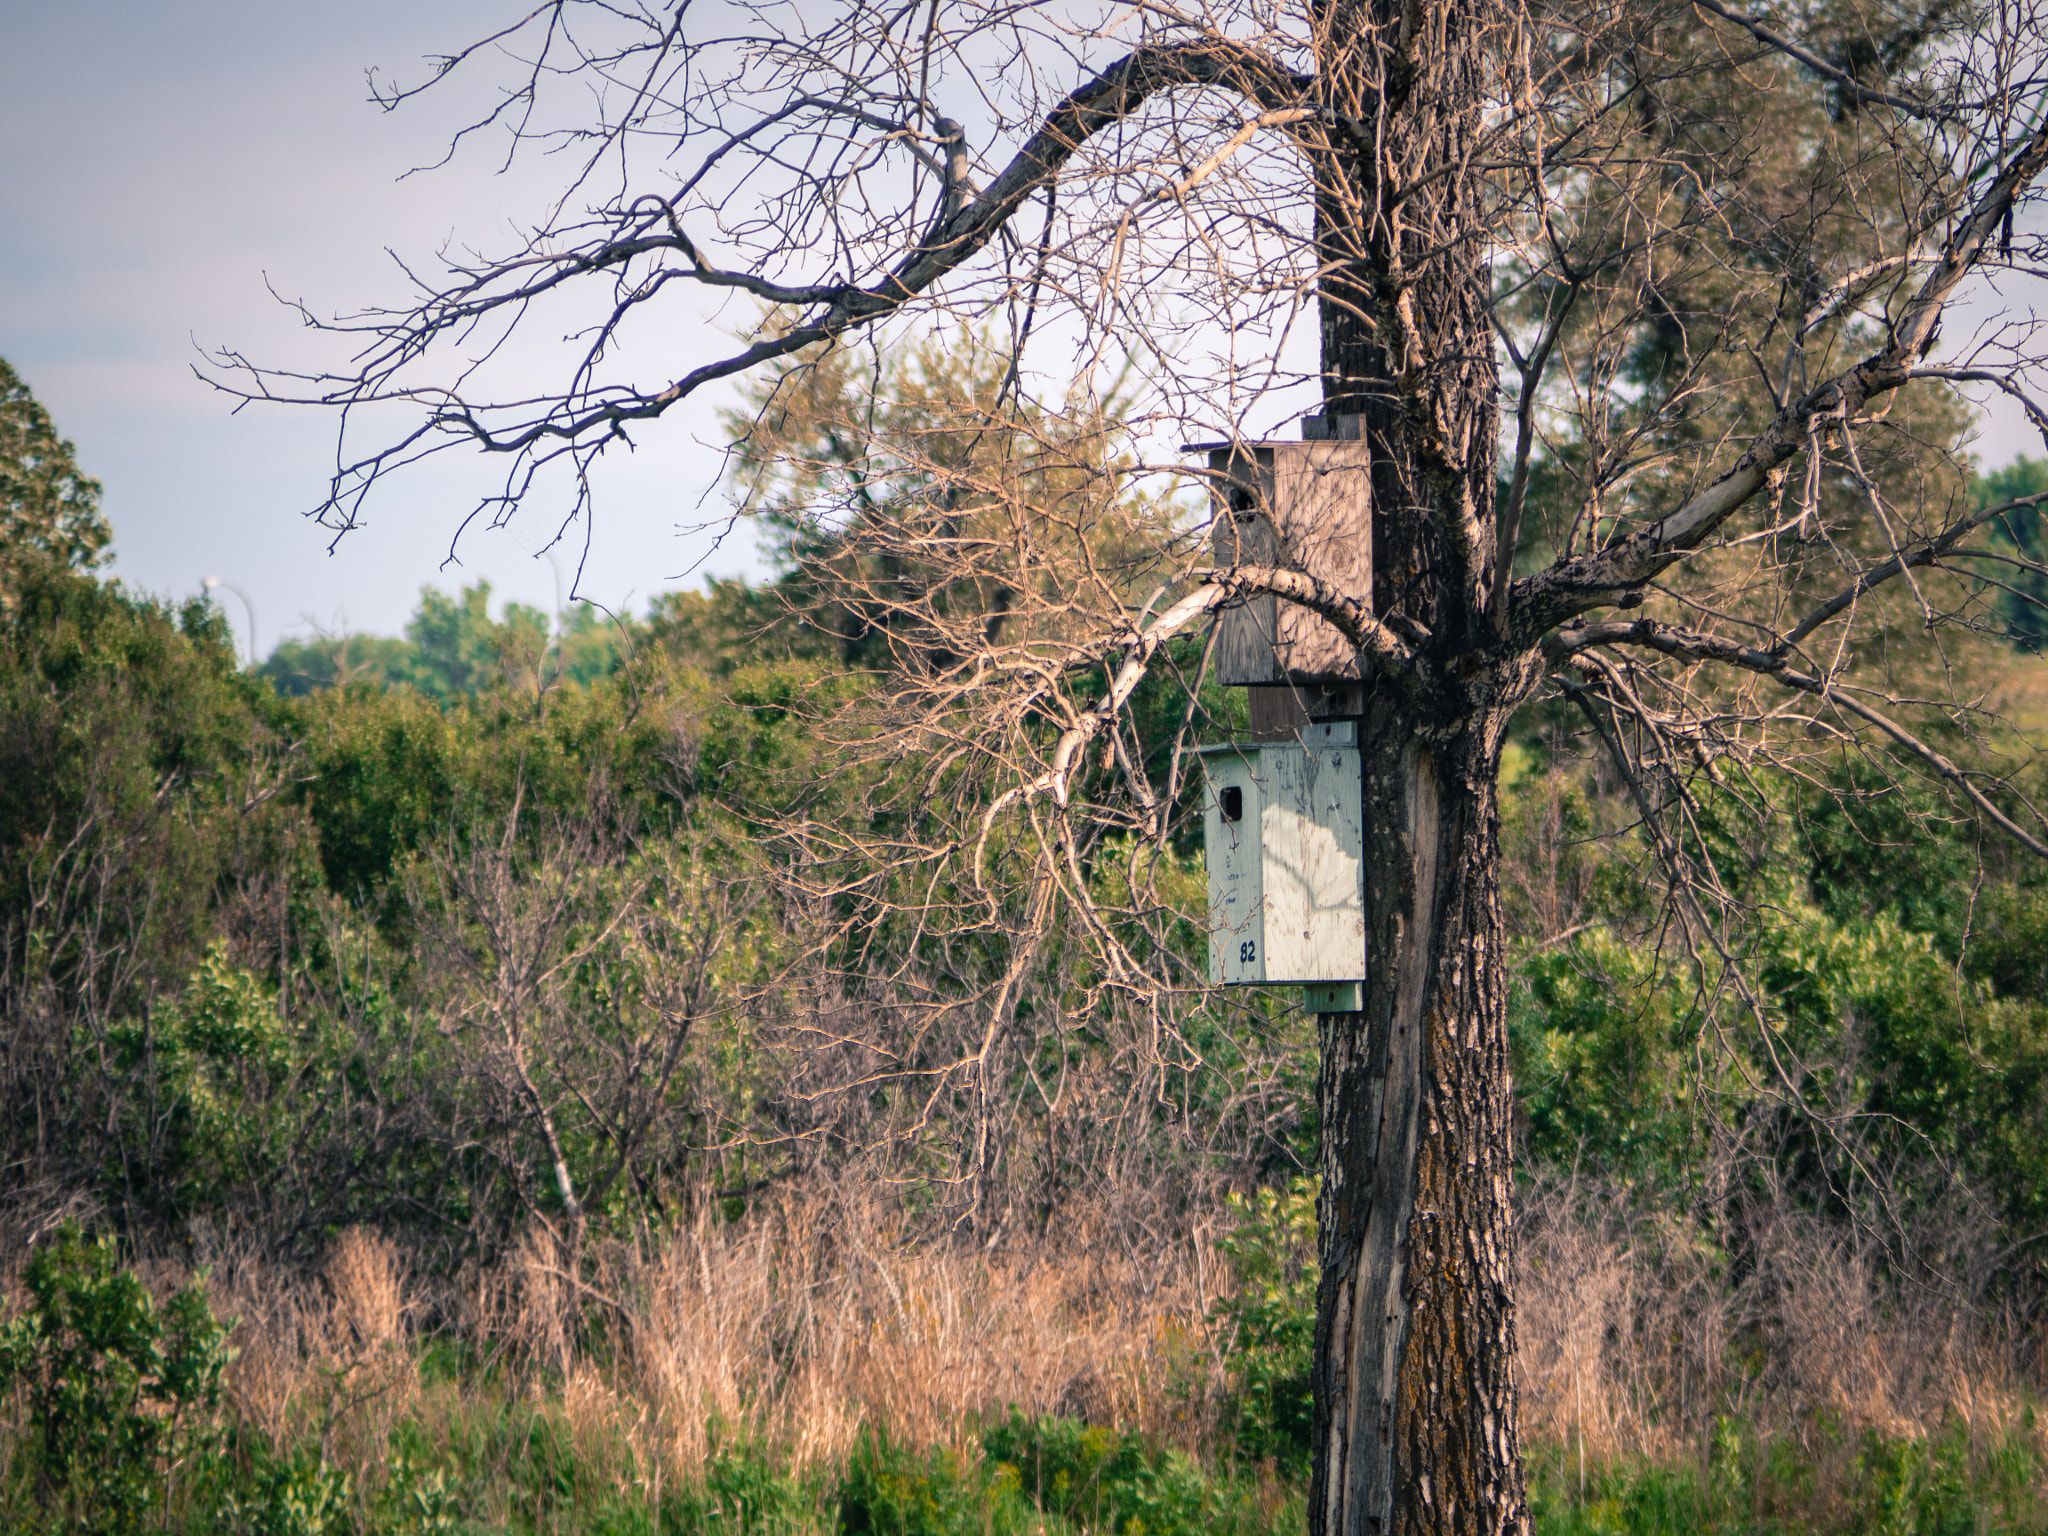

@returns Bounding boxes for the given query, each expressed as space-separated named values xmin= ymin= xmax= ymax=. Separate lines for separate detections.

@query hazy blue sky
xmin=2 ymin=2 xmax=2042 ymax=661
xmin=0 ymin=0 xmax=763 ymax=660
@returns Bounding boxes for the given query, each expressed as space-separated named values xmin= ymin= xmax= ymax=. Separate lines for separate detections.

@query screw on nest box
xmin=1186 ymin=415 xmax=1374 ymax=739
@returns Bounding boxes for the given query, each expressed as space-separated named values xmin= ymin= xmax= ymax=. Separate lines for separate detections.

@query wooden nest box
xmin=1199 ymin=721 xmax=1368 ymax=1009
xmin=1187 ymin=415 xmax=1374 ymax=731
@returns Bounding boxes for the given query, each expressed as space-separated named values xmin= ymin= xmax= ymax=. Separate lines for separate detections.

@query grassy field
xmin=4 ymin=1192 xmax=2046 ymax=1535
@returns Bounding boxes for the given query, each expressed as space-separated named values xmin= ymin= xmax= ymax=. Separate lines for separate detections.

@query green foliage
xmin=369 ymin=1451 xmax=462 ymax=1536
xmin=553 ymin=600 xmax=642 ymax=687
xmin=291 ymin=682 xmax=458 ymax=899
xmin=838 ymin=1430 xmax=1006 ymax=1536
xmin=0 ymin=357 xmax=110 ymax=595
xmin=980 ymin=1414 xmax=1267 ymax=1536
xmin=645 ymin=581 xmax=828 ymax=677
xmin=1978 ymin=457 xmax=2048 ymax=653
xmin=660 ymin=1436 xmax=816 ymax=1534
xmin=1214 ymin=1180 xmax=1318 ymax=1475
xmin=397 ymin=582 xmax=553 ymax=701
xmin=1526 ymin=1415 xmax=2048 ymax=1536
xmin=0 ymin=540 xmax=879 ymax=1255
xmin=1498 ymin=753 xmax=2048 ymax=1230
xmin=0 ymin=563 xmax=282 ymax=1010
xmin=214 ymin=1445 xmax=355 ymax=1536
xmin=89 ymin=1403 xmax=1311 ymax=1536
xmin=1795 ymin=761 xmax=1987 ymax=956
xmin=0 ymin=1225 xmax=228 ymax=1535
xmin=99 ymin=943 xmax=296 ymax=1215
xmin=1513 ymin=931 xmax=1698 ymax=1188
xmin=260 ymin=584 xmax=633 ymax=702
xmin=687 ymin=660 xmax=872 ymax=813
xmin=1513 ymin=891 xmax=2048 ymax=1225
xmin=258 ymin=632 xmax=416 ymax=697
xmin=284 ymin=642 xmax=681 ymax=903
xmin=1117 ymin=633 xmax=1241 ymax=859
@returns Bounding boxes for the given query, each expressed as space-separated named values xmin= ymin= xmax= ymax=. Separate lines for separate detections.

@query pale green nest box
xmin=1199 ymin=720 xmax=1367 ymax=1012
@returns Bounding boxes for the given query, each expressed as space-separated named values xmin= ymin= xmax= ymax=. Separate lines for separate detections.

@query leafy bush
xmin=1525 ymin=1415 xmax=2048 ymax=1536
xmin=214 ymin=1444 xmax=355 ymax=1536
xmin=98 ymin=943 xmax=295 ymax=1215
xmin=678 ymin=1437 xmax=814 ymax=1534
xmin=1214 ymin=1180 xmax=1318 ymax=1475
xmin=1512 ymin=929 xmax=1697 ymax=1189
xmin=980 ymin=1412 xmax=1225 ymax=1536
xmin=838 ymin=1429 xmax=998 ymax=1536
xmin=0 ymin=1224 xmax=228 ymax=1534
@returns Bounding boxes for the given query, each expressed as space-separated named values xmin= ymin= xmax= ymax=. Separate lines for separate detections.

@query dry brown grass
xmin=6 ymin=1175 xmax=2039 ymax=1508
xmin=188 ymin=1190 xmax=1226 ymax=1492
xmin=1514 ymin=1175 xmax=2048 ymax=1476
xmin=209 ymin=1225 xmax=421 ymax=1467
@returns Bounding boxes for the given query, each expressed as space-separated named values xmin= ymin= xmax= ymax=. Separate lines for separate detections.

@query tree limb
xmin=226 ymin=40 xmax=1315 ymax=475
xmin=973 ymin=565 xmax=1416 ymax=880
xmin=1688 ymin=0 xmax=1937 ymax=119
xmin=1513 ymin=106 xmax=2048 ymax=638
xmin=1777 ymin=487 xmax=2048 ymax=651
xmin=1549 ymin=618 xmax=2048 ymax=858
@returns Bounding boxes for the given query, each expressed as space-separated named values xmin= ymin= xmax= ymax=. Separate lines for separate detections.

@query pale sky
xmin=2 ymin=2 xmax=2041 ymax=662
xmin=0 ymin=0 xmax=765 ymax=661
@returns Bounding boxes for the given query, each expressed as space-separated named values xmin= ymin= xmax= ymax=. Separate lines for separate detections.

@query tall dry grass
xmin=197 ymin=1187 xmax=1228 ymax=1494
xmin=1515 ymin=1172 xmax=2048 ymax=1472
xmin=6 ymin=1173 xmax=2039 ymax=1507
xmin=212 ymin=1224 xmax=420 ymax=1467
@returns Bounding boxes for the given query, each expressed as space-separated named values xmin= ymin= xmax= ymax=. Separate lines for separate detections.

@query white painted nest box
xmin=1200 ymin=721 xmax=1366 ymax=1012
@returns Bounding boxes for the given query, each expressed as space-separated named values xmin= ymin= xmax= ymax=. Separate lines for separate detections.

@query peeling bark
xmin=1313 ymin=703 xmax=1527 ymax=1536
xmin=1307 ymin=0 xmax=1527 ymax=1519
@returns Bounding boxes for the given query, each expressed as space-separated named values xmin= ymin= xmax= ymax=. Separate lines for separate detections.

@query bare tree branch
xmin=1514 ymin=106 xmax=2048 ymax=638
xmin=1688 ymin=0 xmax=1938 ymax=119
xmin=1550 ymin=617 xmax=2048 ymax=858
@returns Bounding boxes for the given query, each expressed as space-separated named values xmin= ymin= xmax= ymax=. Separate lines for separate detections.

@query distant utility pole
xmin=202 ymin=577 xmax=258 ymax=667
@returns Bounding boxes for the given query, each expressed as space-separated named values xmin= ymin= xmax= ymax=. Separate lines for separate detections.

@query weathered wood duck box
xmin=1199 ymin=720 xmax=1366 ymax=1012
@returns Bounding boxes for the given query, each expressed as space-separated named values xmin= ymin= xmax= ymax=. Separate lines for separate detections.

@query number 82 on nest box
xmin=1199 ymin=722 xmax=1367 ymax=1007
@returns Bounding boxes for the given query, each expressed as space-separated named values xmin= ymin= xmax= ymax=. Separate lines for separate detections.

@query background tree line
xmin=8 ymin=335 xmax=2048 ymax=1265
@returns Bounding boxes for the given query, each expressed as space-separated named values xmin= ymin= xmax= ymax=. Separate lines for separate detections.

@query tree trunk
xmin=1302 ymin=0 xmax=1528 ymax=1522
xmin=1312 ymin=704 xmax=1527 ymax=1536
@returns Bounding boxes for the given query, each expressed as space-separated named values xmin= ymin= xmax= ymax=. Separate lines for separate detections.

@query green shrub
xmin=1214 ymin=1180 xmax=1318 ymax=1475
xmin=0 ymin=1223 xmax=228 ymax=1534
xmin=214 ymin=1444 xmax=354 ymax=1536
xmin=367 ymin=1450 xmax=460 ymax=1536
xmin=1525 ymin=1415 xmax=2048 ymax=1536
xmin=980 ymin=1413 xmax=1229 ymax=1536
xmin=652 ymin=1435 xmax=817 ymax=1535
xmin=837 ymin=1429 xmax=992 ymax=1536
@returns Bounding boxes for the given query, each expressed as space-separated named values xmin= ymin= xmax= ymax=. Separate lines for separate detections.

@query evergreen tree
xmin=0 ymin=358 xmax=110 ymax=599
xmin=1980 ymin=456 xmax=2048 ymax=651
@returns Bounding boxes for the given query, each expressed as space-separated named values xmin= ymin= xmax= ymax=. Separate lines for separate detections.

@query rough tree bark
xmin=1309 ymin=0 xmax=1537 ymax=1528
xmin=1317 ymin=707 xmax=1528 ymax=1536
